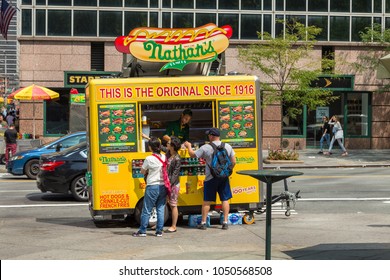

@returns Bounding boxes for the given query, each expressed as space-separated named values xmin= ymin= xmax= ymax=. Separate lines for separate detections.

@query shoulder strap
xmin=209 ymin=142 xmax=218 ymax=151
xmin=152 ymin=154 xmax=166 ymax=166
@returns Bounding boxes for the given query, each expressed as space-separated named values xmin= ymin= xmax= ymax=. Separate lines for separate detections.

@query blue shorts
xmin=203 ymin=177 xmax=233 ymax=202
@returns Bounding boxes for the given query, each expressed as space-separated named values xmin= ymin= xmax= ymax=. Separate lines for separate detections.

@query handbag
xmin=335 ymin=129 xmax=344 ymax=139
xmin=152 ymin=154 xmax=171 ymax=196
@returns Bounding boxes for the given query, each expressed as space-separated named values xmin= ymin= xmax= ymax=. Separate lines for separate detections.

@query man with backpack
xmin=184 ymin=128 xmax=236 ymax=230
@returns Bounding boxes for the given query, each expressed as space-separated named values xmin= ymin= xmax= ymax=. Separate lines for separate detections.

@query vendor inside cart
xmin=162 ymin=108 xmax=192 ymax=143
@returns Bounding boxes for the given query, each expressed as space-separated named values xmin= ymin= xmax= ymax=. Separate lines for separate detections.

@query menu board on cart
xmin=217 ymin=100 xmax=256 ymax=148
xmin=97 ymin=103 xmax=138 ymax=153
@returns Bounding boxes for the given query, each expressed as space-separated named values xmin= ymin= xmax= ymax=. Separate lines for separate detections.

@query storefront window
xmin=263 ymin=14 xmax=272 ymax=34
xmin=74 ymin=10 xmax=97 ymax=36
xmin=150 ymin=12 xmax=158 ymax=27
xmin=163 ymin=0 xmax=171 ymax=8
xmin=162 ymin=12 xmax=171 ymax=28
xmin=345 ymin=93 xmax=370 ymax=137
xmin=36 ymin=0 xmax=46 ymax=5
xmin=282 ymin=104 xmax=304 ymax=137
xmin=48 ymin=10 xmax=71 ymax=36
xmin=241 ymin=14 xmax=261 ymax=39
xmin=45 ymin=90 xmax=70 ymax=135
xmin=374 ymin=0 xmax=382 ymax=12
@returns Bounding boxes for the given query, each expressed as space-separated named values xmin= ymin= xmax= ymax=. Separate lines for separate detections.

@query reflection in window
xmin=163 ymin=0 xmax=171 ymax=8
xmin=150 ymin=12 xmax=158 ymax=27
xmin=330 ymin=16 xmax=350 ymax=41
xmin=99 ymin=11 xmax=122 ymax=36
xmin=308 ymin=16 xmax=328 ymax=41
xmin=241 ymin=14 xmax=261 ymax=39
xmin=74 ymin=10 xmax=97 ymax=36
xmin=276 ymin=0 xmax=284 ymax=11
xmin=374 ymin=0 xmax=381 ymax=13
xmin=351 ymin=17 xmax=371 ymax=42
xmin=48 ymin=10 xmax=71 ymax=36
xmin=263 ymin=0 xmax=272 ymax=10
xmin=346 ymin=93 xmax=370 ymax=136
xmin=162 ymin=12 xmax=171 ymax=28
xmin=264 ymin=14 xmax=272 ymax=34
xmin=196 ymin=13 xmax=216 ymax=27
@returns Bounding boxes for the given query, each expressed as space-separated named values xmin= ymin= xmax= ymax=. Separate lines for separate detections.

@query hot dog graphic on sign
xmin=114 ymin=23 xmax=232 ymax=72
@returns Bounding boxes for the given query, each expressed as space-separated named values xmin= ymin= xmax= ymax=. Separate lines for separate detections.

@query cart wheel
xmin=134 ymin=198 xmax=169 ymax=227
xmin=242 ymin=213 xmax=256 ymax=225
xmin=285 ymin=210 xmax=291 ymax=217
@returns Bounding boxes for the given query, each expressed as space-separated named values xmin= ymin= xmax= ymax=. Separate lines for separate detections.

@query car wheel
xmin=70 ymin=175 xmax=89 ymax=202
xmin=24 ymin=159 xmax=40 ymax=179
xmin=134 ymin=198 xmax=169 ymax=227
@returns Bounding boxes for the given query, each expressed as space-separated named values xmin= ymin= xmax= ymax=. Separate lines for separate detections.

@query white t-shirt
xmin=142 ymin=153 xmax=166 ymax=186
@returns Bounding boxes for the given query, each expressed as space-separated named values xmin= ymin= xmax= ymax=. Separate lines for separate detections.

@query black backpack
xmin=208 ymin=142 xmax=233 ymax=179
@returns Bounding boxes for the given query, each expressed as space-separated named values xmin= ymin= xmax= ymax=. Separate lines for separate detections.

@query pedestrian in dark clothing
xmin=318 ymin=116 xmax=331 ymax=154
xmin=4 ymin=124 xmax=18 ymax=166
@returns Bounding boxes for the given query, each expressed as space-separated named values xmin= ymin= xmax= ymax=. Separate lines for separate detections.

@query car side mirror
xmin=55 ymin=143 xmax=62 ymax=152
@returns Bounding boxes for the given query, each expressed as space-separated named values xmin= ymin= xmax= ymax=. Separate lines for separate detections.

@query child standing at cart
xmin=133 ymin=137 xmax=167 ymax=237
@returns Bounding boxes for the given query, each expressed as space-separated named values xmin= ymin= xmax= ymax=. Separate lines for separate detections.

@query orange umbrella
xmin=8 ymin=84 xmax=60 ymax=138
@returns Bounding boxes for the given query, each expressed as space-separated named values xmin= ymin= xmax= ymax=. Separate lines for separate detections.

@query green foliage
xmin=238 ymin=19 xmax=337 ymax=118
xmin=267 ymin=149 xmax=299 ymax=160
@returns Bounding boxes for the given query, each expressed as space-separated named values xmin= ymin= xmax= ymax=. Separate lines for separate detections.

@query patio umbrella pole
xmin=33 ymin=101 xmax=35 ymax=139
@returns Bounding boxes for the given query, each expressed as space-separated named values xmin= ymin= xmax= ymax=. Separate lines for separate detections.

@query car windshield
xmin=60 ymin=141 xmax=87 ymax=155
xmin=36 ymin=133 xmax=86 ymax=149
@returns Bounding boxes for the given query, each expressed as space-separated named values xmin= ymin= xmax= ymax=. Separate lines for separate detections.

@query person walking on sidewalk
xmin=318 ymin=116 xmax=331 ymax=154
xmin=324 ymin=115 xmax=348 ymax=156
xmin=4 ymin=124 xmax=18 ymax=166
xmin=184 ymin=128 xmax=236 ymax=230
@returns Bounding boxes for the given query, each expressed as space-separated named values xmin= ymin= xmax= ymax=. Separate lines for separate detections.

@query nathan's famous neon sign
xmin=115 ymin=23 xmax=232 ymax=71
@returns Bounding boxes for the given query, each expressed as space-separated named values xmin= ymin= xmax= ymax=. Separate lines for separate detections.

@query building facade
xmin=15 ymin=0 xmax=390 ymax=148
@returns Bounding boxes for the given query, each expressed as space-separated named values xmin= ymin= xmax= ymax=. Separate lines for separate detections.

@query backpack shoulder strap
xmin=209 ymin=142 xmax=218 ymax=152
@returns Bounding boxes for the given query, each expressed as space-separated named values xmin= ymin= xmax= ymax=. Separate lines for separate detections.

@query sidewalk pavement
xmin=263 ymin=149 xmax=390 ymax=169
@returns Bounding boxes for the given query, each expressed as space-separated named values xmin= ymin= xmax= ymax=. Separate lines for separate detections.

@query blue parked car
xmin=7 ymin=131 xmax=86 ymax=179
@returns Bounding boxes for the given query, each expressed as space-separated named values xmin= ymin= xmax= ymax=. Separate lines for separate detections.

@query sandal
xmin=342 ymin=152 xmax=348 ymax=156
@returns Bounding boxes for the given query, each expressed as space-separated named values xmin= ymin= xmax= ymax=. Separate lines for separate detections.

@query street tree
xmin=238 ymin=19 xmax=337 ymax=148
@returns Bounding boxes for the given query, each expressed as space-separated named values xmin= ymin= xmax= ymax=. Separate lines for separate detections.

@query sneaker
xmin=197 ymin=223 xmax=207 ymax=230
xmin=132 ymin=231 xmax=146 ymax=237
xmin=318 ymin=151 xmax=323 ymax=154
xmin=222 ymin=222 xmax=229 ymax=230
xmin=155 ymin=231 xmax=163 ymax=237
